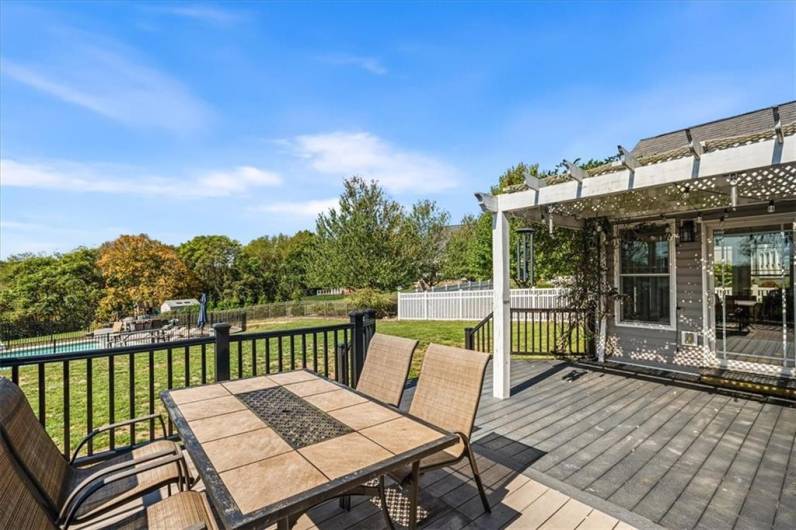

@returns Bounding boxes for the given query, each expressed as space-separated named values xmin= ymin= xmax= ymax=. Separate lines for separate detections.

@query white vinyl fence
xmin=397 ymin=288 xmax=568 ymax=321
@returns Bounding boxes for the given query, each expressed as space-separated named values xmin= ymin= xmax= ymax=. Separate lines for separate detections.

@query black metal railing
xmin=465 ymin=308 xmax=592 ymax=355
xmin=0 ymin=310 xmax=375 ymax=461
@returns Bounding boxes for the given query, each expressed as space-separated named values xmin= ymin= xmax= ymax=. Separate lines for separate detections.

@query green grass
xmin=1 ymin=317 xmax=578 ymax=458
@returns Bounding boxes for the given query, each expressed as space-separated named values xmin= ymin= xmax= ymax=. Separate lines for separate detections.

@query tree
xmin=177 ymin=235 xmax=241 ymax=305
xmin=441 ymin=215 xmax=478 ymax=280
xmin=97 ymin=235 xmax=199 ymax=319
xmin=441 ymin=162 xmax=578 ymax=284
xmin=231 ymin=231 xmax=316 ymax=304
xmin=311 ymin=177 xmax=415 ymax=291
xmin=405 ymin=200 xmax=450 ymax=288
xmin=0 ymin=248 xmax=103 ymax=337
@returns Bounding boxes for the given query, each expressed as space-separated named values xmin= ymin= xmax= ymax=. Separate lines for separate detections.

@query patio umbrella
xmin=197 ymin=293 xmax=208 ymax=330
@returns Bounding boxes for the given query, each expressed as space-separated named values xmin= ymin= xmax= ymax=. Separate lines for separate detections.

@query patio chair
xmin=0 ymin=377 xmax=190 ymax=527
xmin=1 ymin=429 xmax=215 ymax=530
xmin=356 ymin=333 xmax=418 ymax=406
xmin=388 ymin=344 xmax=492 ymax=515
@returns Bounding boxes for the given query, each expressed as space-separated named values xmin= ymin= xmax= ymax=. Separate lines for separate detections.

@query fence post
xmin=241 ymin=312 xmax=247 ymax=332
xmin=458 ymin=290 xmax=463 ymax=320
xmin=213 ymin=323 xmax=231 ymax=382
xmin=464 ymin=328 xmax=474 ymax=350
xmin=423 ymin=291 xmax=429 ymax=320
xmin=349 ymin=310 xmax=365 ymax=387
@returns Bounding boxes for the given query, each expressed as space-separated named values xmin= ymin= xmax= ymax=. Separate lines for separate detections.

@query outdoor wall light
xmin=679 ymin=220 xmax=696 ymax=243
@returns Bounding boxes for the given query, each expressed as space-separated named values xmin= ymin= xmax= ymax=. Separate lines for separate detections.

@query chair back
xmin=356 ymin=333 xmax=418 ymax=407
xmin=0 ymin=378 xmax=69 ymax=511
xmin=409 ymin=344 xmax=490 ymax=441
xmin=0 ymin=430 xmax=58 ymax=529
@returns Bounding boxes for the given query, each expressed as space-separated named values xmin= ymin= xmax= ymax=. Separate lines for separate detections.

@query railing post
xmin=349 ymin=310 xmax=365 ymax=387
xmin=213 ymin=322 xmax=231 ymax=382
xmin=464 ymin=328 xmax=474 ymax=350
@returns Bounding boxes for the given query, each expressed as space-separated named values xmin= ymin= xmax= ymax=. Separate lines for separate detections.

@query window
xmin=617 ymin=225 xmax=673 ymax=326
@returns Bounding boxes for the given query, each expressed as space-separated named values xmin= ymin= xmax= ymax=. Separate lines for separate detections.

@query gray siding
xmin=605 ymin=224 xmax=706 ymax=371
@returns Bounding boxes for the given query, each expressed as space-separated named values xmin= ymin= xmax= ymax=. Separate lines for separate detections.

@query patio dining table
xmin=161 ymin=369 xmax=458 ymax=530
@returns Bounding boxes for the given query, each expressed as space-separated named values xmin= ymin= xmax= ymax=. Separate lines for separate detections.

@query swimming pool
xmin=0 ymin=340 xmax=99 ymax=359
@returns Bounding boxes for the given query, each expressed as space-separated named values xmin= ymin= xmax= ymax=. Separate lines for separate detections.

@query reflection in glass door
xmin=713 ymin=226 xmax=794 ymax=367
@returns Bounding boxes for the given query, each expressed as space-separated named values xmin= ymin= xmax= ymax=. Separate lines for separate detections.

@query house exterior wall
xmin=605 ymin=222 xmax=709 ymax=373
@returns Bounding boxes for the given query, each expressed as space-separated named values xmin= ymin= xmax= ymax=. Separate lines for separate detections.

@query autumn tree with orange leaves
xmin=97 ymin=234 xmax=199 ymax=320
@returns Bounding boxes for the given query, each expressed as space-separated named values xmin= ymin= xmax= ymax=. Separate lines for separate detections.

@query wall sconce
xmin=679 ymin=220 xmax=696 ymax=243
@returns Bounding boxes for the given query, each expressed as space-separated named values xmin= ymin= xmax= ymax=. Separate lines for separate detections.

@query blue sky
xmin=1 ymin=1 xmax=794 ymax=258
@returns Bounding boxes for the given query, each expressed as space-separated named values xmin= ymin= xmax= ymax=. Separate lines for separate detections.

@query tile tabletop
xmin=162 ymin=370 xmax=457 ymax=529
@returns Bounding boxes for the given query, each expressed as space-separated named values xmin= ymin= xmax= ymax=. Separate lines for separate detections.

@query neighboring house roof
xmin=162 ymin=299 xmax=200 ymax=306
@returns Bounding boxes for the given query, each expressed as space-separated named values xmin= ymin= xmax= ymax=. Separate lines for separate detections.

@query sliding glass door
xmin=713 ymin=225 xmax=794 ymax=367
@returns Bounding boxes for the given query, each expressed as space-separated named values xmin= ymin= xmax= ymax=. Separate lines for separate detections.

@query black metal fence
xmin=465 ymin=308 xmax=593 ymax=356
xmin=0 ymin=310 xmax=376 ymax=460
xmin=0 ymin=310 xmax=247 ymax=359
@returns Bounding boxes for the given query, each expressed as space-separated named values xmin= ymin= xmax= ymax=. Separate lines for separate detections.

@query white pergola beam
xmin=686 ymin=128 xmax=703 ymax=159
xmin=563 ymin=160 xmax=589 ymax=182
xmin=494 ymin=136 xmax=794 ymax=213
xmin=474 ymin=192 xmax=498 ymax=212
xmin=491 ymin=211 xmax=511 ymax=399
xmin=525 ymin=174 xmax=542 ymax=191
xmin=774 ymin=106 xmax=784 ymax=144
xmin=617 ymin=145 xmax=640 ymax=170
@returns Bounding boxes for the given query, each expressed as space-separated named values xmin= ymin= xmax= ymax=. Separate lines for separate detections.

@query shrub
xmin=349 ymin=288 xmax=397 ymax=318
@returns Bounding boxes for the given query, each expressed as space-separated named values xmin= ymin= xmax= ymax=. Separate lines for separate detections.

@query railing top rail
xmin=510 ymin=307 xmax=582 ymax=313
xmin=470 ymin=311 xmax=494 ymax=333
xmin=0 ymin=335 xmax=215 ymax=367
xmin=231 ymin=323 xmax=353 ymax=341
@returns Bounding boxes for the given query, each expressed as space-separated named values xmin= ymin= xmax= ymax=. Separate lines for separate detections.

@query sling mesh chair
xmin=0 ymin=377 xmax=189 ymax=527
xmin=337 ymin=333 xmax=418 ymax=516
xmin=386 ymin=344 xmax=492 ymax=520
xmin=355 ymin=333 xmax=418 ymax=407
xmin=1 ymin=429 xmax=216 ymax=530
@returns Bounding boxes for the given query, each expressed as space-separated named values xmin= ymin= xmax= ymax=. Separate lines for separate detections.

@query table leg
xmin=339 ymin=495 xmax=352 ymax=511
xmin=277 ymin=516 xmax=291 ymax=530
xmin=409 ymin=461 xmax=420 ymax=529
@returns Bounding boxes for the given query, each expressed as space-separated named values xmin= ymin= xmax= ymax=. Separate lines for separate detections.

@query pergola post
xmin=492 ymin=210 xmax=511 ymax=399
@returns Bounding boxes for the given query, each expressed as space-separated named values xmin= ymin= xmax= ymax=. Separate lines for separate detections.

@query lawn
xmin=0 ymin=317 xmax=566 ymax=457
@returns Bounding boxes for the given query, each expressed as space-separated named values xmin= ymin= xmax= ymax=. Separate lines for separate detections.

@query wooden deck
xmin=89 ymin=360 xmax=795 ymax=529
xmin=298 ymin=360 xmax=795 ymax=529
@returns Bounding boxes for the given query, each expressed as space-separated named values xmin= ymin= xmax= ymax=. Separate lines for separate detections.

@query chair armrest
xmin=60 ymin=452 xmax=187 ymax=528
xmin=71 ymin=413 xmax=167 ymax=463
xmin=59 ymin=447 xmax=182 ymax=524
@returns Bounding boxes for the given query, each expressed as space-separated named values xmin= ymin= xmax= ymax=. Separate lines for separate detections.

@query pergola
xmin=476 ymin=104 xmax=796 ymax=399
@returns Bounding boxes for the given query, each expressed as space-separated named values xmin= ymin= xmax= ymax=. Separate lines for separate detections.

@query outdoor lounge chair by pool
xmin=0 ymin=377 xmax=189 ymax=527
xmin=355 ymin=333 xmax=418 ymax=407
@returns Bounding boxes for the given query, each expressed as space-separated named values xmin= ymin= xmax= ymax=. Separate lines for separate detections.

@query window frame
xmin=613 ymin=220 xmax=677 ymax=331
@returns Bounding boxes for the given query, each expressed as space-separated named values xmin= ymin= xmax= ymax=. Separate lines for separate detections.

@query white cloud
xmin=289 ymin=132 xmax=458 ymax=193
xmin=1 ymin=36 xmax=211 ymax=133
xmin=318 ymin=53 xmax=388 ymax=75
xmin=0 ymin=159 xmax=282 ymax=198
xmin=257 ymin=198 xmax=338 ymax=217
xmin=160 ymin=5 xmax=241 ymax=25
